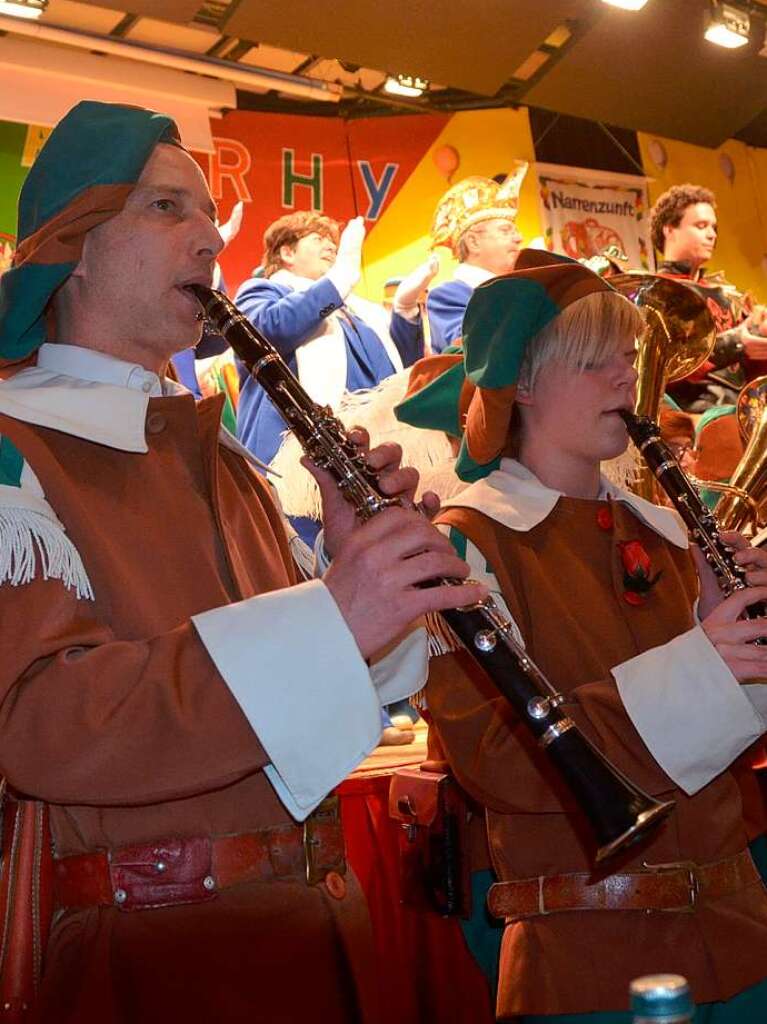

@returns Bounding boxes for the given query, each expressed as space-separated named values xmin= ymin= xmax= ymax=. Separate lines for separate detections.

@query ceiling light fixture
xmin=600 ymin=0 xmax=649 ymax=11
xmin=0 ymin=0 xmax=46 ymax=18
xmin=704 ymin=1 xmax=750 ymax=48
xmin=384 ymin=74 xmax=429 ymax=98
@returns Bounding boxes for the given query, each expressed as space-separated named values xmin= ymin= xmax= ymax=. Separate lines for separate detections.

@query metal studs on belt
xmin=324 ymin=872 xmax=346 ymax=900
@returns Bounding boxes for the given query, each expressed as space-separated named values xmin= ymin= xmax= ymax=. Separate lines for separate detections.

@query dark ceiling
xmin=524 ymin=0 xmax=767 ymax=149
xmin=44 ymin=0 xmax=767 ymax=147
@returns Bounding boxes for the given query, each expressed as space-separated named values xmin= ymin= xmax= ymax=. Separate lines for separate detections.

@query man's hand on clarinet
xmin=304 ymin=431 xmax=487 ymax=659
xmin=303 ymin=428 xmax=436 ymax=553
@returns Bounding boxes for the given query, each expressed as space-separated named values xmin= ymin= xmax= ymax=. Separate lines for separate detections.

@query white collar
xmin=453 ymin=263 xmax=496 ymax=289
xmin=270 ymin=269 xmax=320 ymax=294
xmin=0 ymin=343 xmax=186 ymax=453
xmin=441 ymin=458 xmax=688 ymax=548
xmin=38 ymin=343 xmax=165 ymax=396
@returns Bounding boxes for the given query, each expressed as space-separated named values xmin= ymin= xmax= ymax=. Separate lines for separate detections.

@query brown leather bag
xmin=0 ymin=783 xmax=53 ymax=1021
xmin=388 ymin=765 xmax=472 ymax=918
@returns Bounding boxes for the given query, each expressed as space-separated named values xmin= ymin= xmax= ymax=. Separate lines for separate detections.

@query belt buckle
xmin=303 ymin=794 xmax=344 ymax=886
xmin=642 ymin=858 xmax=700 ymax=913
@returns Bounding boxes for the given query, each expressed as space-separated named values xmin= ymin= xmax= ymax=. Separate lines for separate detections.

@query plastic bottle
xmin=630 ymin=974 xmax=694 ymax=1023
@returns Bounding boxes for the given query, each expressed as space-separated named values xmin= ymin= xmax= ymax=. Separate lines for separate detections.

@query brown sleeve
xmin=427 ymin=649 xmax=674 ymax=816
xmin=0 ymin=577 xmax=268 ymax=806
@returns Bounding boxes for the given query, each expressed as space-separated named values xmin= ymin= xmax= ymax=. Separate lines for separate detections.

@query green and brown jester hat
xmin=395 ymin=249 xmax=615 ymax=482
xmin=0 ymin=100 xmax=181 ymax=367
xmin=0 ymin=100 xmax=181 ymax=490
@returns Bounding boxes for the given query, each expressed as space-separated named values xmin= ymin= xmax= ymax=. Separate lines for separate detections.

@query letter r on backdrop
xmin=208 ymin=138 xmax=252 ymax=203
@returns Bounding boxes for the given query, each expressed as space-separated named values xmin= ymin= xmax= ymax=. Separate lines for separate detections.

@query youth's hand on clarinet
xmin=323 ymin=506 xmax=487 ymax=659
xmin=693 ymin=532 xmax=767 ymax=618
xmin=700 ymin=584 xmax=767 ymax=682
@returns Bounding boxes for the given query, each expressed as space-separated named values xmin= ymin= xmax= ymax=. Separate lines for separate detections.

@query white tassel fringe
xmin=0 ymin=507 xmax=94 ymax=600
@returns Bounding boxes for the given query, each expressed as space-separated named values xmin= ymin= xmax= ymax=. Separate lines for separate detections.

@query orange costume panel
xmin=0 ymin=393 xmax=380 ymax=1024
xmin=428 ymin=496 xmax=767 ymax=1017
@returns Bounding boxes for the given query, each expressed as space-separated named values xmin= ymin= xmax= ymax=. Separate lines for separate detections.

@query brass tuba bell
xmin=710 ymin=376 xmax=767 ymax=534
xmin=610 ymin=274 xmax=717 ymax=500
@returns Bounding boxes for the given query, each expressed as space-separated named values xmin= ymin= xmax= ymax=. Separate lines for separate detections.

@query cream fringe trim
xmin=0 ymin=506 xmax=94 ymax=600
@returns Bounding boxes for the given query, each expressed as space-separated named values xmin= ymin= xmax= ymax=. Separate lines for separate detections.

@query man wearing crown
xmin=426 ymin=164 xmax=527 ymax=353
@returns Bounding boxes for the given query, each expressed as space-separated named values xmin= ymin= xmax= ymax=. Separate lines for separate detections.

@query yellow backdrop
xmin=638 ymin=132 xmax=767 ymax=303
xmin=359 ymin=108 xmax=541 ymax=302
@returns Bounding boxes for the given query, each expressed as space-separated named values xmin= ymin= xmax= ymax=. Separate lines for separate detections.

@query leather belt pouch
xmin=109 ymin=835 xmax=216 ymax=911
xmin=388 ymin=766 xmax=471 ymax=917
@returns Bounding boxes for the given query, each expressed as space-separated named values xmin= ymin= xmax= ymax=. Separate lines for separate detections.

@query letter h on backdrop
xmin=282 ymin=149 xmax=324 ymax=211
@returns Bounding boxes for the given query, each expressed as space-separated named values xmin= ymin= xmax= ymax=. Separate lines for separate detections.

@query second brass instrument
xmin=712 ymin=376 xmax=767 ymax=534
xmin=189 ymin=284 xmax=674 ymax=863
xmin=610 ymin=273 xmax=716 ymax=502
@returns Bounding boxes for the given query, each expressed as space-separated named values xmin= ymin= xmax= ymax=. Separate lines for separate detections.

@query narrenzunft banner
xmin=536 ymin=163 xmax=653 ymax=272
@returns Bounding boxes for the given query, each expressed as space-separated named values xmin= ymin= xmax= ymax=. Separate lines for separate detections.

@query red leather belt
xmin=54 ymin=797 xmax=346 ymax=912
xmin=487 ymin=848 xmax=760 ymax=921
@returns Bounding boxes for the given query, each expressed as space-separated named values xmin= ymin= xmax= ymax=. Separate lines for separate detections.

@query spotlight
xmin=600 ymin=0 xmax=649 ymax=11
xmin=384 ymin=74 xmax=429 ymax=98
xmin=0 ymin=0 xmax=46 ymax=17
xmin=704 ymin=2 xmax=750 ymax=48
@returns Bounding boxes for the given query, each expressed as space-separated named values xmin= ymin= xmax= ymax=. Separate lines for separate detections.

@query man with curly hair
xmin=650 ymin=183 xmax=767 ymax=410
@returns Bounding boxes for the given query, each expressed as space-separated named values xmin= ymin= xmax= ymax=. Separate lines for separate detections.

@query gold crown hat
xmin=430 ymin=160 xmax=528 ymax=255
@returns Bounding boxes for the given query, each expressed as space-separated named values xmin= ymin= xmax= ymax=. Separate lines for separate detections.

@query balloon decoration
xmin=433 ymin=144 xmax=460 ymax=182
xmin=647 ymin=139 xmax=667 ymax=169
xmin=719 ymin=152 xmax=735 ymax=184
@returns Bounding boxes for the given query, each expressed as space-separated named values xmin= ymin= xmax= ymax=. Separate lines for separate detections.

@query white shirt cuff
xmin=192 ymin=579 xmax=381 ymax=820
xmin=324 ymin=266 xmax=356 ymax=301
xmin=614 ymin=624 xmax=765 ymax=795
xmin=370 ymin=626 xmax=428 ymax=705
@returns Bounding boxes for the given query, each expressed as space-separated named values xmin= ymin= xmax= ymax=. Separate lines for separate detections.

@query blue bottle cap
xmin=630 ymin=975 xmax=694 ymax=1021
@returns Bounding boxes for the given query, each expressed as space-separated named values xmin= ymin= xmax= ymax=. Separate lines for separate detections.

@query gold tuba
xmin=610 ymin=273 xmax=717 ymax=500
xmin=710 ymin=376 xmax=767 ymax=534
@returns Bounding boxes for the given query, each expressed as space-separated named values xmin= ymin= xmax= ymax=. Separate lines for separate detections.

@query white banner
xmin=536 ymin=164 xmax=654 ymax=272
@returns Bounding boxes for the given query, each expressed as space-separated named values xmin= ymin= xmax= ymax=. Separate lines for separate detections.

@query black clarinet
xmin=189 ymin=285 xmax=674 ymax=862
xmin=621 ymin=411 xmax=767 ymax=634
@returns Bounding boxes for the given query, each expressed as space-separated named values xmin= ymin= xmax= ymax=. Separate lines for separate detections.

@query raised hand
xmin=393 ymin=254 xmax=440 ymax=313
xmin=327 ymin=216 xmax=366 ymax=296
